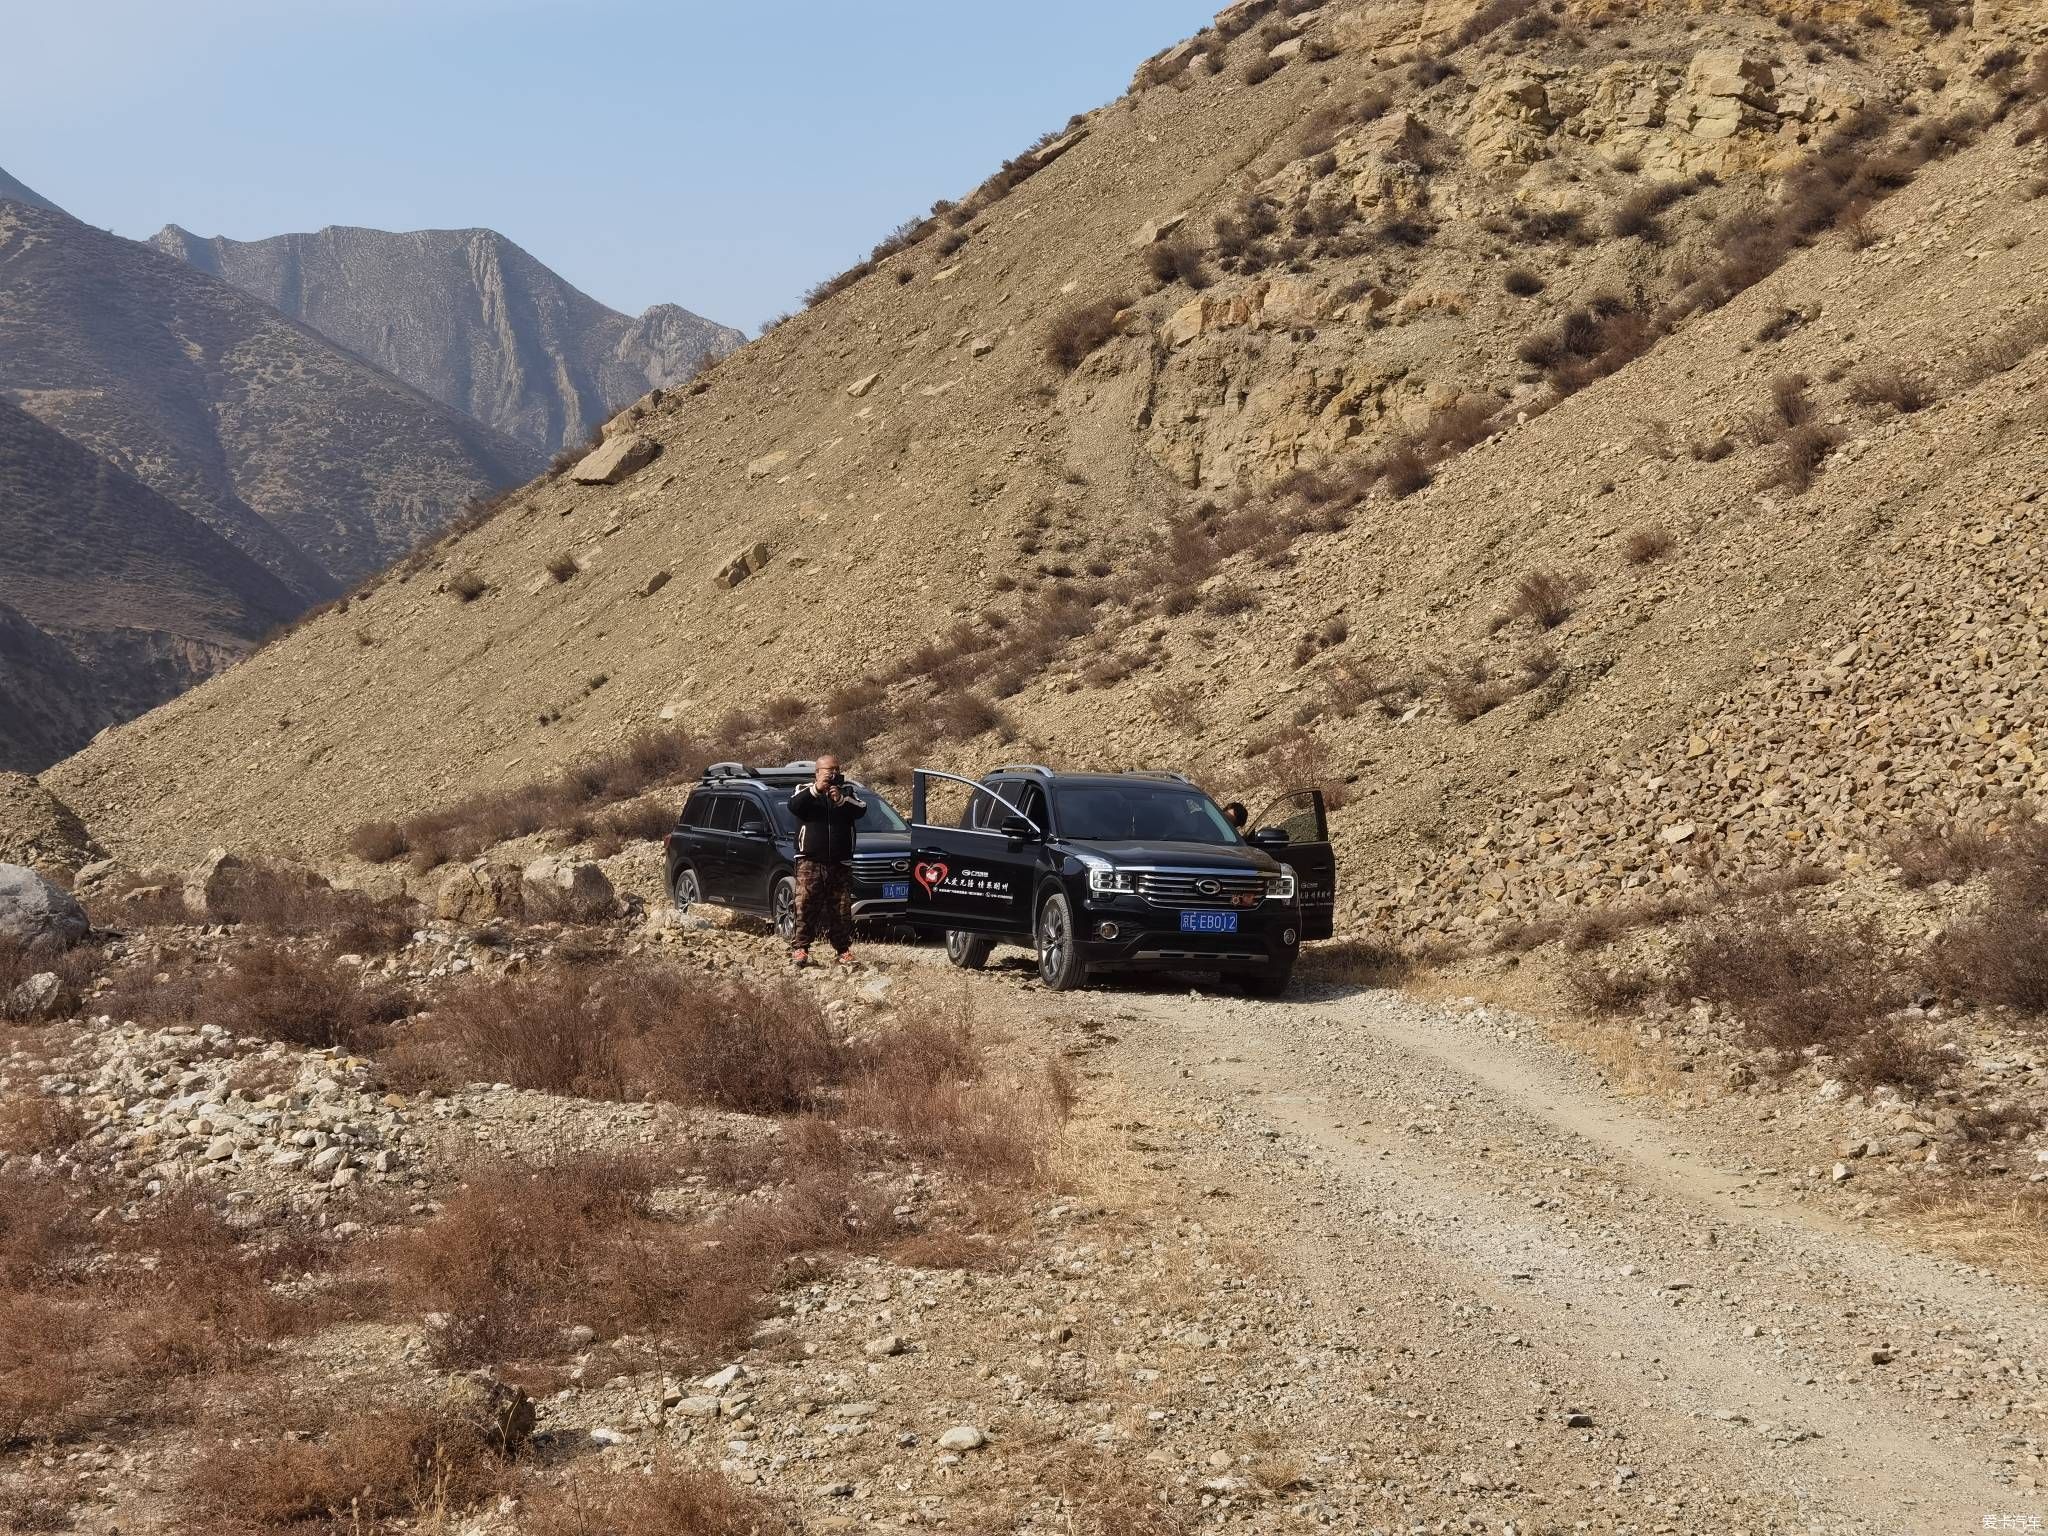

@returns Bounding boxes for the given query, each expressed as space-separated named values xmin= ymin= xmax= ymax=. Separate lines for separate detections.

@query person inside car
xmin=788 ymin=754 xmax=868 ymax=966
xmin=1223 ymin=801 xmax=1250 ymax=834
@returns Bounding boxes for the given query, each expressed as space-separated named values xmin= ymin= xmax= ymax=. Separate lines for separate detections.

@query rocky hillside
xmin=0 ymin=398 xmax=303 ymax=771
xmin=0 ymin=198 xmax=544 ymax=601
xmin=152 ymin=223 xmax=744 ymax=455
xmin=45 ymin=0 xmax=2048 ymax=947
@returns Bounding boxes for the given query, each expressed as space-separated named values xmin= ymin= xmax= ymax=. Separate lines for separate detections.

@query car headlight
xmin=1088 ymin=866 xmax=1138 ymax=895
xmin=1267 ymin=866 xmax=1298 ymax=901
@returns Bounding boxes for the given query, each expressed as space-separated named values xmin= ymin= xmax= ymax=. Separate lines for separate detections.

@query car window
xmin=1015 ymin=783 xmax=1048 ymax=829
xmin=736 ymin=796 xmax=771 ymax=834
xmin=848 ymin=783 xmax=909 ymax=832
xmin=707 ymin=795 xmax=742 ymax=833
xmin=1052 ymin=783 xmax=1239 ymax=845
xmin=681 ymin=792 xmax=714 ymax=828
xmin=963 ymin=779 xmax=1006 ymax=830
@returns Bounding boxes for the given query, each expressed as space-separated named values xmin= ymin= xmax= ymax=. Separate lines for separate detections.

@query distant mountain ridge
xmin=151 ymin=223 xmax=745 ymax=454
xmin=0 ymin=166 xmax=60 ymax=214
xmin=0 ymin=197 xmax=543 ymax=600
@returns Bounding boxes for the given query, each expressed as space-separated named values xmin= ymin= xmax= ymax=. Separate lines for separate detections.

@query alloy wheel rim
xmin=775 ymin=881 xmax=795 ymax=937
xmin=1041 ymin=902 xmax=1065 ymax=979
xmin=676 ymin=871 xmax=700 ymax=909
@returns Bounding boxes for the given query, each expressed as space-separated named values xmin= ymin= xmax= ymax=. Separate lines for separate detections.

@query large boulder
xmin=434 ymin=861 xmax=526 ymax=924
xmin=521 ymin=856 xmax=616 ymax=921
xmin=182 ymin=847 xmax=247 ymax=921
xmin=0 ymin=863 xmax=89 ymax=950
xmin=569 ymin=431 xmax=659 ymax=486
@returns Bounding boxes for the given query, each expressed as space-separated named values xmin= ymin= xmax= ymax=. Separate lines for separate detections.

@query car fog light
xmin=1283 ymin=927 xmax=1298 ymax=946
xmin=1098 ymin=921 xmax=1120 ymax=941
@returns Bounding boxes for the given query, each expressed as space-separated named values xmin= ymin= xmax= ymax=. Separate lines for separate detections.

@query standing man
xmin=787 ymin=754 xmax=868 ymax=966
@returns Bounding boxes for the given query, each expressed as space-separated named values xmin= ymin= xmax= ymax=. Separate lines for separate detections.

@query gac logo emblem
xmin=1195 ymin=879 xmax=1221 ymax=897
xmin=913 ymin=861 xmax=949 ymax=895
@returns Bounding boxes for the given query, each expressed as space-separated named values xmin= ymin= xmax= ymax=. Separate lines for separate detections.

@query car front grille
xmin=1135 ymin=870 xmax=1268 ymax=907
xmin=851 ymin=853 xmax=911 ymax=885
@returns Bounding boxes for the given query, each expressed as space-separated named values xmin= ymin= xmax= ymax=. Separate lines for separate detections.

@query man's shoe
xmin=835 ymin=950 xmax=858 ymax=967
xmin=791 ymin=948 xmax=811 ymax=967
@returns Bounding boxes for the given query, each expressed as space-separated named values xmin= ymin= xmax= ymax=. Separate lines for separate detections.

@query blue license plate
xmin=1179 ymin=911 xmax=1239 ymax=934
xmin=882 ymin=882 xmax=910 ymax=901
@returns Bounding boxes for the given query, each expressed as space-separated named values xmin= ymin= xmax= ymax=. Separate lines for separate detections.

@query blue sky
xmin=3 ymin=0 xmax=1220 ymax=333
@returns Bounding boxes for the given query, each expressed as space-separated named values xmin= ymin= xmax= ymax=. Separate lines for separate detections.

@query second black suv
xmin=664 ymin=762 xmax=914 ymax=939
xmin=901 ymin=764 xmax=1337 ymax=995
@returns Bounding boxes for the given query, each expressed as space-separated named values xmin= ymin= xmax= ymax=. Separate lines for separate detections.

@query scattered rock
xmin=434 ymin=861 xmax=526 ymax=923
xmin=440 ymin=1372 xmax=536 ymax=1453
xmin=937 ymin=1425 xmax=986 ymax=1452
xmin=569 ymin=432 xmax=659 ymax=486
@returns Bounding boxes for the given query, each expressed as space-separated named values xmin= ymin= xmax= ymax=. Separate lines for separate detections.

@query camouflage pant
xmin=793 ymin=859 xmax=854 ymax=953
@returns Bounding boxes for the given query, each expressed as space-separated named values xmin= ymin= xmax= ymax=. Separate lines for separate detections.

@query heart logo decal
xmin=913 ymin=861 xmax=949 ymax=895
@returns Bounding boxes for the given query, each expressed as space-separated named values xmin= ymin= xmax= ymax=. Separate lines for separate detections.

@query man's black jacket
xmin=788 ymin=782 xmax=868 ymax=863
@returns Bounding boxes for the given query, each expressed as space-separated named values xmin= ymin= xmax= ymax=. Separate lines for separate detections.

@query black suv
xmin=664 ymin=762 xmax=914 ymax=939
xmin=902 ymin=764 xmax=1336 ymax=995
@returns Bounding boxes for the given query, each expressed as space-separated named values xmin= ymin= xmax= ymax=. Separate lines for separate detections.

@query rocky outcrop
xmin=570 ymin=433 xmax=660 ymax=486
xmin=0 ymin=862 xmax=88 ymax=949
xmin=521 ymin=856 xmax=616 ymax=919
xmin=434 ymin=861 xmax=526 ymax=924
xmin=714 ymin=543 xmax=773 ymax=590
xmin=0 ymin=774 xmax=102 ymax=876
xmin=150 ymin=223 xmax=742 ymax=456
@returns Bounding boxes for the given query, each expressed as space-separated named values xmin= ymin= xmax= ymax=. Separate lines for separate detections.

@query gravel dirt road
xmin=930 ymin=946 xmax=2048 ymax=1535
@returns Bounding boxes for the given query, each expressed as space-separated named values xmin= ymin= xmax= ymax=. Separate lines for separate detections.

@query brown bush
xmin=1430 ymin=654 xmax=1518 ymax=722
xmin=929 ymin=689 xmax=1009 ymax=741
xmin=1378 ymin=445 xmax=1431 ymax=498
xmin=410 ymin=960 xmax=843 ymax=1114
xmin=1254 ymin=730 xmax=1348 ymax=811
xmin=1045 ymin=295 xmax=1130 ymax=371
xmin=185 ymin=1397 xmax=515 ymax=1530
xmin=1504 ymin=568 xmax=1574 ymax=629
xmin=1764 ymin=423 xmax=1845 ymax=494
xmin=1144 ymin=237 xmax=1212 ymax=291
xmin=522 ymin=1459 xmax=800 ymax=1536
xmin=545 ymin=551 xmax=579 ymax=583
xmin=1921 ymin=824 xmax=2048 ymax=1015
xmin=1889 ymin=818 xmax=2010 ymax=887
xmin=1848 ymin=365 xmax=1935 ymax=413
xmin=0 ymin=1093 xmax=87 ymax=1158
xmin=1503 ymin=266 xmax=1545 ymax=297
xmin=1623 ymin=526 xmax=1675 ymax=564
xmin=1663 ymin=910 xmax=1903 ymax=1058
xmin=1564 ymin=965 xmax=1656 ymax=1014
xmin=447 ymin=569 xmax=488 ymax=603
xmin=189 ymin=948 xmax=412 ymax=1051
xmin=348 ymin=819 xmax=409 ymax=863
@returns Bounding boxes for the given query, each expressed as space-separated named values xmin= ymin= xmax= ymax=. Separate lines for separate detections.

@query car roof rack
xmin=1127 ymin=770 xmax=1194 ymax=784
xmin=995 ymin=763 xmax=1055 ymax=778
xmin=704 ymin=761 xmax=747 ymax=780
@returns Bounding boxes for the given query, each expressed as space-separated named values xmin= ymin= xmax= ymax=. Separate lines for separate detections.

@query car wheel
xmin=672 ymin=867 xmax=703 ymax=912
xmin=772 ymin=873 xmax=798 ymax=943
xmin=945 ymin=930 xmax=992 ymax=970
xmin=1243 ymin=960 xmax=1295 ymax=998
xmin=1035 ymin=890 xmax=1086 ymax=991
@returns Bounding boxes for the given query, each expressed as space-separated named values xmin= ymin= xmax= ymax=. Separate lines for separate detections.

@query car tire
xmin=772 ymin=873 xmax=798 ymax=943
xmin=672 ymin=867 xmax=703 ymax=912
xmin=1035 ymin=890 xmax=1087 ymax=991
xmin=945 ymin=930 xmax=992 ymax=970
xmin=1244 ymin=960 xmax=1295 ymax=998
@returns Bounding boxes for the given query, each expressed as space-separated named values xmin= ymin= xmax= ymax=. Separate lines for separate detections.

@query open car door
xmin=906 ymin=770 xmax=1042 ymax=939
xmin=1251 ymin=788 xmax=1336 ymax=941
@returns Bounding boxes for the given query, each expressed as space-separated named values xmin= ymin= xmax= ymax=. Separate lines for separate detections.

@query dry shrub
xmin=1564 ymin=965 xmax=1656 ymax=1014
xmin=1921 ymin=823 xmax=2048 ymax=1014
xmin=447 ymin=569 xmax=488 ymax=603
xmin=1503 ymin=266 xmax=1545 ymax=297
xmin=844 ymin=1012 xmax=1071 ymax=1186
xmin=184 ymin=1397 xmax=515 ymax=1530
xmin=929 ymin=689 xmax=1010 ymax=741
xmin=1255 ymin=730 xmax=1348 ymax=810
xmin=545 ymin=552 xmax=578 ymax=583
xmin=1055 ymin=1456 xmax=1196 ymax=1536
xmin=1203 ymin=582 xmax=1256 ymax=617
xmin=1148 ymin=682 xmax=1203 ymax=733
xmin=1963 ymin=309 xmax=2048 ymax=380
xmin=1665 ymin=910 xmax=1903 ymax=1059
xmin=410 ymin=959 xmax=843 ymax=1114
xmin=1888 ymin=817 xmax=2010 ymax=887
xmin=1430 ymin=654 xmax=1517 ymax=722
xmin=1623 ymin=526 xmax=1674 ymax=564
xmin=1838 ymin=1022 xmax=1946 ymax=1094
xmin=1378 ymin=444 xmax=1431 ymax=498
xmin=1765 ymin=423 xmax=1845 ymax=494
xmin=0 ymin=1092 xmax=86 ymax=1158
xmin=0 ymin=937 xmax=99 ymax=1023
xmin=383 ymin=1155 xmax=753 ymax=1367
xmin=348 ymin=819 xmax=408 ymax=864
xmin=179 ymin=948 xmax=412 ymax=1052
xmin=1144 ymin=238 xmax=1212 ymax=290
xmin=1045 ymin=295 xmax=1130 ymax=371
xmin=1504 ymin=568 xmax=1574 ymax=629
xmin=522 ymin=1459 xmax=800 ymax=1536
xmin=1847 ymin=365 xmax=1936 ymax=413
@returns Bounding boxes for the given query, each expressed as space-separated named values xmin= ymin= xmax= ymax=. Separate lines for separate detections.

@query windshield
xmin=767 ymin=781 xmax=909 ymax=835
xmin=1051 ymin=782 xmax=1242 ymax=846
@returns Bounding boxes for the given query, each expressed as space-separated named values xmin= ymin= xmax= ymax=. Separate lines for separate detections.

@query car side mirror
xmin=1251 ymin=827 xmax=1291 ymax=850
xmin=999 ymin=814 xmax=1040 ymax=840
xmin=741 ymin=822 xmax=770 ymax=839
